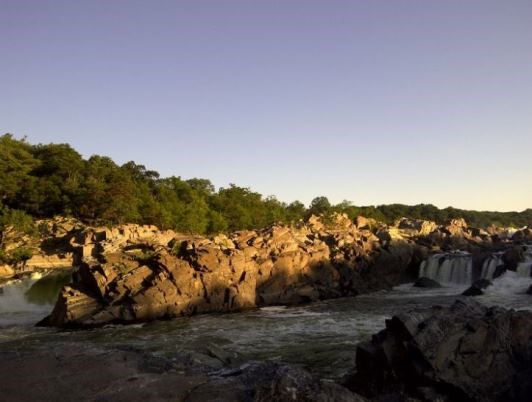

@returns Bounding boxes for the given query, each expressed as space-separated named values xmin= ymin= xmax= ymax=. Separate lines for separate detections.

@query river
xmin=0 ymin=268 xmax=531 ymax=380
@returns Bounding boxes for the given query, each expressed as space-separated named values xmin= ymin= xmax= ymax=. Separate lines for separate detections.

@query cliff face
xmin=39 ymin=214 xmax=531 ymax=328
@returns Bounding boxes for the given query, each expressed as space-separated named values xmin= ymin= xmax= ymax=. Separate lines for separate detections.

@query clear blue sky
xmin=1 ymin=0 xmax=531 ymax=212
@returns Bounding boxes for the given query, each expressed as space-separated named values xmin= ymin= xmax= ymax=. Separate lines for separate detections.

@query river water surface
xmin=1 ymin=270 xmax=531 ymax=379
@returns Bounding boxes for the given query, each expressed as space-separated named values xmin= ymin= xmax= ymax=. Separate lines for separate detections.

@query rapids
xmin=0 ymin=266 xmax=530 ymax=380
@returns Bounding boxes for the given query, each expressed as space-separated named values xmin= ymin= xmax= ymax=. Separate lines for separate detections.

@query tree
xmin=0 ymin=134 xmax=39 ymax=206
xmin=308 ymin=196 xmax=331 ymax=217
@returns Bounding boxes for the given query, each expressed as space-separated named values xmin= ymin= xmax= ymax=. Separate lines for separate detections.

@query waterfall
xmin=0 ymin=271 xmax=71 ymax=327
xmin=419 ymin=253 xmax=472 ymax=285
xmin=516 ymin=245 xmax=532 ymax=278
xmin=480 ymin=253 xmax=504 ymax=280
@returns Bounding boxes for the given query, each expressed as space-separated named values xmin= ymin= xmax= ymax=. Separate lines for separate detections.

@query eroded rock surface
xmin=47 ymin=215 xmax=424 ymax=327
xmin=42 ymin=214 xmax=532 ymax=327
xmin=345 ymin=299 xmax=532 ymax=402
xmin=0 ymin=345 xmax=365 ymax=402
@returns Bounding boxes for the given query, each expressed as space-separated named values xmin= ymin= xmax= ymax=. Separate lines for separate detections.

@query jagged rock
xmin=307 ymin=215 xmax=325 ymax=232
xmin=46 ymin=286 xmax=104 ymax=327
xmin=45 ymin=217 xmax=424 ymax=327
xmin=0 ymin=344 xmax=365 ymax=402
xmin=0 ymin=264 xmax=15 ymax=279
xmin=345 ymin=299 xmax=532 ymax=402
xmin=397 ymin=218 xmax=438 ymax=236
xmin=502 ymin=246 xmax=522 ymax=271
xmin=462 ymin=278 xmax=493 ymax=296
xmin=493 ymin=264 xmax=507 ymax=279
xmin=43 ymin=216 xmax=529 ymax=328
xmin=413 ymin=277 xmax=442 ymax=288
xmin=354 ymin=216 xmax=369 ymax=229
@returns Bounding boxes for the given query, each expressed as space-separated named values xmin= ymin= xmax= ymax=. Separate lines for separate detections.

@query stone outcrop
xmin=413 ymin=277 xmax=441 ymax=288
xmin=42 ymin=214 xmax=531 ymax=327
xmin=46 ymin=214 xmax=424 ymax=327
xmin=345 ymin=299 xmax=532 ymax=402
xmin=24 ymin=253 xmax=74 ymax=270
xmin=462 ymin=278 xmax=493 ymax=296
xmin=0 ymin=264 xmax=14 ymax=282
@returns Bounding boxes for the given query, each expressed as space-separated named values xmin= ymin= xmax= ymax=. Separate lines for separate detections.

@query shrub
xmin=0 ymin=208 xmax=36 ymax=236
xmin=9 ymin=247 xmax=33 ymax=264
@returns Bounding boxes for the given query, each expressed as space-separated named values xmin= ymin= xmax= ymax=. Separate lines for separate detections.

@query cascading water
xmin=516 ymin=245 xmax=532 ymax=278
xmin=0 ymin=270 xmax=71 ymax=327
xmin=419 ymin=252 xmax=472 ymax=285
xmin=480 ymin=253 xmax=504 ymax=280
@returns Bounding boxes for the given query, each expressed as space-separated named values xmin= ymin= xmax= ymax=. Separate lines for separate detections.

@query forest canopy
xmin=1 ymin=134 xmax=530 ymax=234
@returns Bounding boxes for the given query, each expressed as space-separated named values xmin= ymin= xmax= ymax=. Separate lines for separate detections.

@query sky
xmin=1 ymin=0 xmax=531 ymax=212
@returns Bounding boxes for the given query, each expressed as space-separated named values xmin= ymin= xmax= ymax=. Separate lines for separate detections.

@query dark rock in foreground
xmin=462 ymin=278 xmax=493 ymax=296
xmin=344 ymin=299 xmax=532 ymax=402
xmin=413 ymin=277 xmax=442 ymax=288
xmin=0 ymin=345 xmax=364 ymax=402
xmin=527 ymin=284 xmax=532 ymax=295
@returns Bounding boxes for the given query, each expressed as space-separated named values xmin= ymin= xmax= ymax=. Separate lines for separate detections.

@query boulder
xmin=397 ymin=218 xmax=438 ymax=236
xmin=493 ymin=264 xmax=507 ymax=279
xmin=354 ymin=216 xmax=369 ymax=229
xmin=0 ymin=264 xmax=15 ymax=279
xmin=345 ymin=299 xmax=532 ymax=402
xmin=307 ymin=215 xmax=325 ymax=232
xmin=502 ymin=247 xmax=522 ymax=271
xmin=462 ymin=278 xmax=493 ymax=296
xmin=413 ymin=277 xmax=442 ymax=288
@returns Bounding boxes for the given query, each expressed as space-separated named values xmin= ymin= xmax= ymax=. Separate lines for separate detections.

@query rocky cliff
xmin=39 ymin=214 xmax=530 ymax=328
xmin=344 ymin=299 xmax=532 ymax=402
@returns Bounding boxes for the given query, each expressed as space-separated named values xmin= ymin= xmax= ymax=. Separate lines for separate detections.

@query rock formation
xmin=35 ymin=213 xmax=530 ymax=327
xmin=413 ymin=277 xmax=442 ymax=288
xmin=344 ymin=299 xmax=532 ymax=402
xmin=462 ymin=278 xmax=493 ymax=296
xmin=45 ymin=214 xmax=424 ymax=327
xmin=0 ymin=344 xmax=366 ymax=402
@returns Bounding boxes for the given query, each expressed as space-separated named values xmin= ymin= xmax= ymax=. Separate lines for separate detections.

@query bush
xmin=0 ymin=249 xmax=8 ymax=264
xmin=0 ymin=207 xmax=36 ymax=236
xmin=9 ymin=247 xmax=33 ymax=264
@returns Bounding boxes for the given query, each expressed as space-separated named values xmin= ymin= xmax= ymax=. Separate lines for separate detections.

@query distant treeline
xmin=1 ymin=134 xmax=530 ymax=235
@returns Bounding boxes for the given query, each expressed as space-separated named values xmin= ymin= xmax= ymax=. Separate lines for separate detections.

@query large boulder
xmin=413 ymin=277 xmax=441 ymax=288
xmin=345 ymin=299 xmax=532 ymax=402
xmin=462 ymin=278 xmax=493 ymax=296
xmin=397 ymin=218 xmax=438 ymax=236
xmin=0 ymin=264 xmax=15 ymax=279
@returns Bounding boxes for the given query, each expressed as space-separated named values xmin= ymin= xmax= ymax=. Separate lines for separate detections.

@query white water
xmin=419 ymin=252 xmax=472 ymax=284
xmin=516 ymin=245 xmax=532 ymax=278
xmin=480 ymin=253 xmax=504 ymax=280
xmin=0 ymin=273 xmax=50 ymax=327
xmin=481 ymin=271 xmax=532 ymax=310
xmin=1 ymin=266 xmax=531 ymax=379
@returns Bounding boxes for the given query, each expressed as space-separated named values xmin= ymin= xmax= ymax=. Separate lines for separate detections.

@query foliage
xmin=0 ymin=207 xmax=36 ymax=236
xmin=0 ymin=134 xmax=530 ymax=234
xmin=9 ymin=247 xmax=33 ymax=264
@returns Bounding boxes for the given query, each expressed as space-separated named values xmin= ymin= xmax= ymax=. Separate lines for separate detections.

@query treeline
xmin=1 ymin=134 xmax=530 ymax=235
